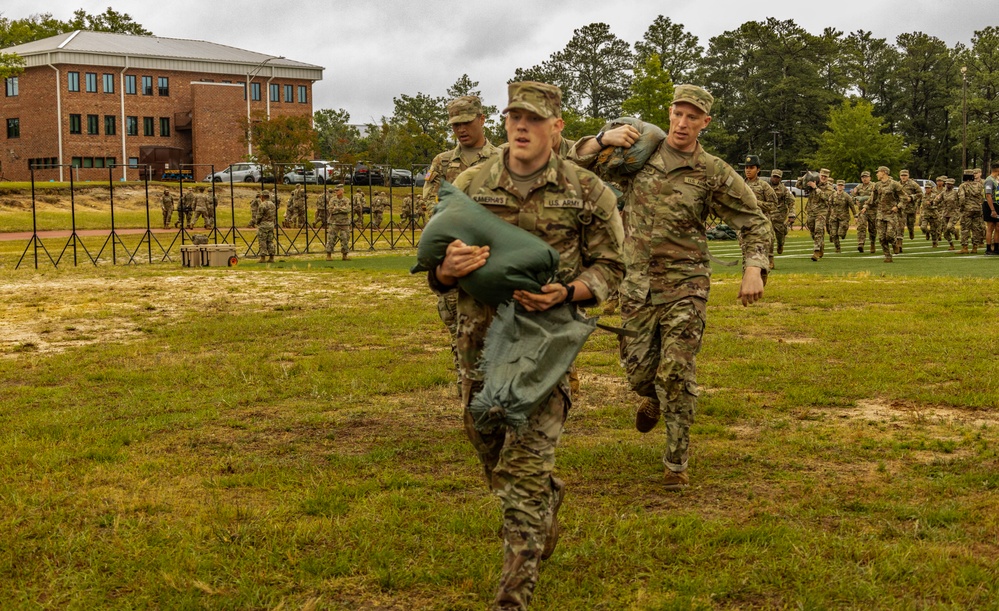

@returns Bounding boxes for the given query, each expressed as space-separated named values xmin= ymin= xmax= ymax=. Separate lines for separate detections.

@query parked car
xmin=351 ymin=164 xmax=384 ymax=186
xmin=415 ymin=170 xmax=427 ymax=188
xmin=781 ymin=179 xmax=805 ymax=197
xmin=282 ymin=160 xmax=336 ymax=185
xmin=844 ymin=182 xmax=859 ymax=194
xmin=914 ymin=178 xmax=935 ymax=190
xmin=389 ymin=169 xmax=414 ymax=187
xmin=206 ymin=163 xmax=262 ymax=183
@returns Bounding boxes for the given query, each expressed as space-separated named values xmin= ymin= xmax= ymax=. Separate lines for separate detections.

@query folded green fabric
xmin=411 ymin=182 xmax=560 ymax=307
xmin=469 ymin=301 xmax=596 ymax=432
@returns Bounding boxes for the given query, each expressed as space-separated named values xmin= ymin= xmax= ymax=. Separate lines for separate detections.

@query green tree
xmin=621 ymin=53 xmax=674 ymax=127
xmin=561 ymin=109 xmax=604 ymax=141
xmin=957 ymin=27 xmax=999 ymax=169
xmin=806 ymin=98 xmax=911 ymax=180
xmin=0 ymin=52 xmax=24 ymax=79
xmin=313 ymin=108 xmax=363 ymax=165
xmin=554 ymin=23 xmax=634 ymax=119
xmin=842 ymin=30 xmax=903 ymax=128
xmin=390 ymin=91 xmax=448 ymax=149
xmin=245 ymin=114 xmax=317 ymax=179
xmin=634 ymin=15 xmax=702 ymax=84
xmin=68 ymin=8 xmax=150 ymax=35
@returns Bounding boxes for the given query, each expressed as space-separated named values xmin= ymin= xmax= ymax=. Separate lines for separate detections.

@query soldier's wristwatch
xmin=595 ymin=131 xmax=606 ymax=147
xmin=560 ymin=282 xmax=576 ymax=304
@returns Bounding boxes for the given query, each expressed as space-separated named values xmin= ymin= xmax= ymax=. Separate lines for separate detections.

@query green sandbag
xmin=411 ymin=182 xmax=560 ymax=307
xmin=469 ymin=301 xmax=597 ymax=432
xmin=593 ymin=117 xmax=666 ymax=176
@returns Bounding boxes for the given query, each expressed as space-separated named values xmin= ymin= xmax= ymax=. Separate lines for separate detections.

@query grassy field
xmin=1 ymin=240 xmax=998 ymax=609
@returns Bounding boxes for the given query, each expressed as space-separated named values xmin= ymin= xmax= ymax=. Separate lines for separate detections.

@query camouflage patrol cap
xmin=860 ymin=171 xmax=871 ymax=177
xmin=836 ymin=180 xmax=845 ymax=185
xmin=899 ymin=169 xmax=909 ymax=176
xmin=503 ymin=81 xmax=562 ymax=119
xmin=936 ymin=175 xmax=947 ymax=182
xmin=163 ymin=188 xmax=170 ymax=193
xmin=742 ymin=154 xmax=761 ymax=167
xmin=973 ymin=168 xmax=982 ymax=175
xmin=819 ymin=168 xmax=831 ymax=177
xmin=771 ymin=169 xmax=783 ymax=178
xmin=447 ymin=95 xmax=484 ymax=124
xmin=946 ymin=178 xmax=955 ymax=184
xmin=672 ymin=84 xmax=713 ymax=114
xmin=877 ymin=166 xmax=890 ymax=174
xmin=260 ymin=191 xmax=270 ymax=199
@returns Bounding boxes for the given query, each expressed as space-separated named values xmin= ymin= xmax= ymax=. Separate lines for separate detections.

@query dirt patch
xmin=846 ymin=398 xmax=999 ymax=428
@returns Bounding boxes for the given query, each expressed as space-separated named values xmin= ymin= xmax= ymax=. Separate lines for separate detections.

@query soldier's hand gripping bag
xmin=411 ymin=182 xmax=560 ymax=307
xmin=593 ymin=117 xmax=666 ymax=176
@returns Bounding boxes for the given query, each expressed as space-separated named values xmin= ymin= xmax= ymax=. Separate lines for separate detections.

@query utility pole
xmin=962 ymin=65 xmax=968 ymax=169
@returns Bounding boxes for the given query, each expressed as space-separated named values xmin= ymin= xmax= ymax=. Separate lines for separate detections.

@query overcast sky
xmin=4 ymin=0 xmax=994 ymax=123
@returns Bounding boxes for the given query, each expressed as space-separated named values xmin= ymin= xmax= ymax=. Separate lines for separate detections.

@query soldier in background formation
xmin=313 ymin=188 xmax=329 ymax=229
xmin=371 ymin=191 xmax=388 ymax=228
xmin=769 ymin=170 xmax=795 ymax=257
xmin=256 ymin=191 xmax=276 ymax=263
xmin=190 ymin=186 xmax=213 ymax=230
xmin=797 ymin=168 xmax=834 ymax=261
xmin=177 ymin=188 xmax=194 ymax=229
xmin=400 ymin=194 xmax=415 ymax=228
xmin=742 ymin=155 xmax=778 ymax=268
xmin=940 ymin=178 xmax=960 ymax=249
xmin=866 ymin=165 xmax=906 ymax=263
xmin=959 ymin=168 xmax=985 ymax=254
xmin=249 ymin=192 xmax=260 ymax=228
xmin=352 ymin=191 xmax=366 ymax=229
xmin=828 ymin=180 xmax=857 ymax=253
xmin=324 ymin=185 xmax=352 ymax=261
xmin=160 ymin=188 xmax=174 ymax=229
xmin=920 ymin=177 xmax=944 ymax=247
xmin=285 ymin=185 xmax=306 ymax=229
xmin=853 ymin=171 xmax=876 ymax=253
xmin=898 ymin=170 xmax=922 ymax=249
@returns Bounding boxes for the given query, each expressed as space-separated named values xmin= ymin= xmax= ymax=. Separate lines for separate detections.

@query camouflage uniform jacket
xmin=181 ymin=191 xmax=195 ymax=212
xmin=938 ymin=189 xmax=959 ymax=217
xmin=797 ymin=180 xmax=833 ymax=216
xmin=899 ymin=180 xmax=923 ymax=212
xmin=372 ymin=194 xmax=389 ymax=212
xmin=328 ymin=196 xmax=351 ymax=227
xmin=554 ymin=136 xmax=577 ymax=160
xmin=570 ymin=139 xmax=771 ymax=306
xmin=431 ymin=150 xmax=625 ymax=381
xmin=958 ymin=179 xmax=985 ymax=211
xmin=830 ymin=191 xmax=857 ymax=221
xmin=745 ymin=176 xmax=778 ymax=217
xmin=853 ymin=182 xmax=875 ymax=209
xmin=161 ymin=193 xmax=174 ymax=209
xmin=257 ymin=200 xmax=276 ymax=228
xmin=772 ymin=181 xmax=795 ymax=223
xmin=250 ymin=196 xmax=260 ymax=225
xmin=870 ymin=178 xmax=906 ymax=219
xmin=193 ymin=193 xmax=209 ymax=212
xmin=423 ymin=140 xmax=503 ymax=203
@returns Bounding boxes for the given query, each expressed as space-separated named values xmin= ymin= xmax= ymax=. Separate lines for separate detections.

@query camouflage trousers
xmin=942 ymin=216 xmax=960 ymax=244
xmin=770 ymin=220 xmax=788 ymax=254
xmin=176 ymin=209 xmax=191 ymax=228
xmin=806 ymin=210 xmax=828 ymax=253
xmin=438 ymin=289 xmax=460 ymax=380
xmin=325 ymin=226 xmax=351 ymax=255
xmin=161 ymin=204 xmax=174 ymax=228
xmin=856 ymin=211 xmax=877 ymax=249
xmin=960 ymin=206 xmax=985 ymax=247
xmin=876 ymin=216 xmax=897 ymax=257
xmin=619 ymin=296 xmax=705 ymax=473
xmin=257 ymin=224 xmax=276 ymax=256
xmin=191 ymin=209 xmax=210 ymax=229
xmin=905 ymin=212 xmax=917 ymax=239
xmin=827 ymin=216 xmax=849 ymax=248
xmin=372 ymin=211 xmax=384 ymax=228
xmin=462 ymin=378 xmax=568 ymax=611
xmin=920 ymin=212 xmax=942 ymax=243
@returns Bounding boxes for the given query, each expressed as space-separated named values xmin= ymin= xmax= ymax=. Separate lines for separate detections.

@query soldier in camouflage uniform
xmin=249 ymin=192 xmax=260 ymax=228
xmin=959 ymin=169 xmax=985 ymax=253
xmin=352 ymin=191 xmax=366 ymax=228
xmin=415 ymin=194 xmax=427 ymax=226
xmin=190 ymin=186 xmax=211 ymax=230
xmin=256 ymin=192 xmax=276 ymax=263
xmin=898 ymin=169 xmax=922 ymax=245
xmin=940 ymin=178 xmax=960 ymax=249
xmin=160 ymin=188 xmax=175 ymax=229
xmin=828 ymin=180 xmax=857 ymax=253
xmin=920 ymin=177 xmax=945 ymax=247
xmin=797 ymin=168 xmax=834 ymax=261
xmin=868 ymin=166 xmax=906 ymax=262
xmin=425 ymin=95 xmax=503 ymax=395
xmin=432 ymin=82 xmax=624 ymax=611
xmin=285 ymin=185 xmax=305 ymax=228
xmin=178 ymin=188 xmax=194 ymax=229
xmin=742 ymin=155 xmax=777 ymax=268
xmin=769 ymin=170 xmax=794 ymax=255
xmin=371 ymin=192 xmax=388 ymax=228
xmin=571 ymin=84 xmax=770 ymax=492
xmin=852 ymin=171 xmax=876 ymax=253
xmin=325 ymin=186 xmax=352 ymax=261
xmin=400 ymin=194 xmax=414 ymax=227
xmin=313 ymin=189 xmax=329 ymax=229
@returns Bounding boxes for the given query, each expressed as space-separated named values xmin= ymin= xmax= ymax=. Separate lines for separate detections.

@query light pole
xmin=770 ymin=130 xmax=780 ymax=171
xmin=961 ymin=65 xmax=968 ymax=169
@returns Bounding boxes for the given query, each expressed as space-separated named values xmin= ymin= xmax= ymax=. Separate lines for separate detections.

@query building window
xmin=159 ymin=117 xmax=170 ymax=137
xmin=87 ymin=114 xmax=99 ymax=135
xmin=269 ymin=83 xmax=279 ymax=102
xmin=128 ymin=157 xmax=138 ymax=168
xmin=70 ymin=114 xmax=82 ymax=134
xmin=85 ymin=72 xmax=98 ymax=93
xmin=158 ymin=76 xmax=169 ymax=96
xmin=142 ymin=76 xmax=153 ymax=95
xmin=250 ymin=82 xmax=261 ymax=101
xmin=126 ymin=116 xmax=138 ymax=136
xmin=71 ymin=157 xmax=82 ymax=168
xmin=104 ymin=115 xmax=116 ymax=136
xmin=298 ymin=85 xmax=307 ymax=104
xmin=94 ymin=157 xmax=105 ymax=169
xmin=6 ymin=118 xmax=19 ymax=138
xmin=68 ymin=71 xmax=80 ymax=92
xmin=103 ymin=73 xmax=114 ymax=93
xmin=82 ymin=157 xmax=93 ymax=168
xmin=284 ymin=84 xmax=293 ymax=102
xmin=5 ymin=77 xmax=18 ymax=97
xmin=125 ymin=75 xmax=136 ymax=95
xmin=143 ymin=117 xmax=154 ymax=136
xmin=29 ymin=157 xmax=58 ymax=170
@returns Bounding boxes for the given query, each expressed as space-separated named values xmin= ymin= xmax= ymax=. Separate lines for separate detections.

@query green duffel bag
xmin=593 ymin=116 xmax=666 ymax=176
xmin=411 ymin=181 xmax=560 ymax=307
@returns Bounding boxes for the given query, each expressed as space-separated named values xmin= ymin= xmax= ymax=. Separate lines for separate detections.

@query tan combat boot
xmin=960 ymin=246 xmax=969 ymax=254
xmin=871 ymin=243 xmax=877 ymax=253
xmin=268 ymin=255 xmax=275 ymax=263
xmin=972 ymin=245 xmax=979 ymax=254
xmin=326 ymin=253 xmax=332 ymax=261
xmin=768 ymin=255 xmax=775 ymax=269
xmin=811 ymin=250 xmax=820 ymax=261
xmin=342 ymin=252 xmax=348 ymax=261
xmin=883 ymin=255 xmax=893 ymax=263
xmin=635 ymin=397 xmax=661 ymax=433
xmin=259 ymin=255 xmax=267 ymax=263
xmin=664 ymin=469 xmax=689 ymax=491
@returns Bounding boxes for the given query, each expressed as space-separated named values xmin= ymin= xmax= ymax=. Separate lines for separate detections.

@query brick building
xmin=0 ymin=30 xmax=323 ymax=182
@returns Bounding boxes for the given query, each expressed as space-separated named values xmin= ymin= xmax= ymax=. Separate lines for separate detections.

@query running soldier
xmin=868 ymin=166 xmax=906 ymax=262
xmin=769 ymin=170 xmax=795 ymax=256
xmin=797 ymin=168 xmax=834 ymax=261
xmin=742 ymin=155 xmax=777 ymax=267
xmin=940 ymin=178 xmax=960 ymax=249
xmin=371 ymin=192 xmax=388 ymax=228
xmin=828 ymin=180 xmax=856 ymax=252
xmin=853 ymin=171 xmax=876 ymax=252
xmin=920 ymin=177 xmax=944 ymax=247
xmin=959 ymin=169 xmax=985 ymax=254
xmin=898 ymin=169 xmax=922 ymax=244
